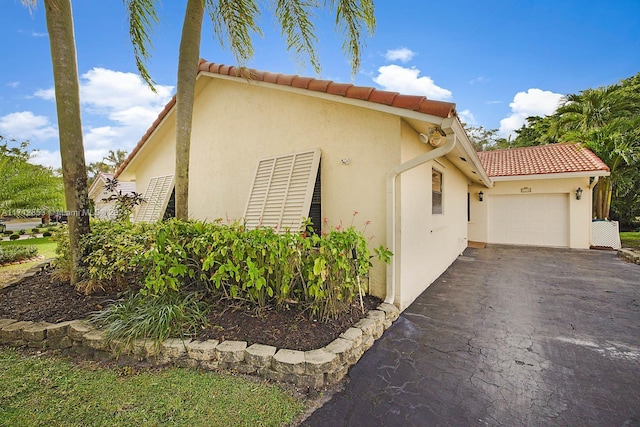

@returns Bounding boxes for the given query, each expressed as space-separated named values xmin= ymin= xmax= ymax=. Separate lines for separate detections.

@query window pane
xmin=432 ymin=169 xmax=442 ymax=215
xmin=432 ymin=170 xmax=442 ymax=192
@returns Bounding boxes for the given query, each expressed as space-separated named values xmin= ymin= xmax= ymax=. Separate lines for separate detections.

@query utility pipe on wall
xmin=384 ymin=132 xmax=457 ymax=305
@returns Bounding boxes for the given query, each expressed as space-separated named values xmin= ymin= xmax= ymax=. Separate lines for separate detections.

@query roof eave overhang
xmin=491 ymin=169 xmax=610 ymax=182
xmin=199 ymin=70 xmax=450 ymax=125
xmin=446 ymin=117 xmax=493 ymax=188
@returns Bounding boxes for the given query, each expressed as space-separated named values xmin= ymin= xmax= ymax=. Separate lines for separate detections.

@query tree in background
xmin=125 ymin=0 xmax=376 ymax=220
xmin=510 ymin=72 xmax=640 ymax=223
xmin=551 ymin=77 xmax=640 ymax=220
xmin=512 ymin=116 xmax=557 ymax=147
xmin=87 ymin=149 xmax=128 ymax=186
xmin=22 ymin=0 xmax=90 ymax=287
xmin=0 ymin=137 xmax=65 ymax=215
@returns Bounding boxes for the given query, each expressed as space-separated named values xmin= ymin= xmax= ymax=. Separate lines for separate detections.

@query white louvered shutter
xmin=244 ymin=149 xmax=321 ymax=231
xmin=135 ymin=174 xmax=174 ymax=223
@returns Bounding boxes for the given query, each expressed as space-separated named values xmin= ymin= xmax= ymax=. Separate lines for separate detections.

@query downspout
xmin=384 ymin=133 xmax=457 ymax=305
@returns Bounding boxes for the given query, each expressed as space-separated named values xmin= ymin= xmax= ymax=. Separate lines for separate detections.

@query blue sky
xmin=1 ymin=0 xmax=638 ymax=168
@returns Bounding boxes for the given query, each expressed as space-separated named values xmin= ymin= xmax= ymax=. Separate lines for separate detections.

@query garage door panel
xmin=488 ymin=194 xmax=569 ymax=247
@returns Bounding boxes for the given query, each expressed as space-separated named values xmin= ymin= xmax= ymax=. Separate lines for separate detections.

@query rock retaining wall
xmin=0 ymin=302 xmax=400 ymax=388
xmin=618 ymin=248 xmax=640 ymax=265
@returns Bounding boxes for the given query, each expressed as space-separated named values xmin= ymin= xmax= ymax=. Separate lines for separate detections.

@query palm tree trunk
xmin=175 ymin=0 xmax=204 ymax=221
xmin=44 ymin=0 xmax=91 ymax=286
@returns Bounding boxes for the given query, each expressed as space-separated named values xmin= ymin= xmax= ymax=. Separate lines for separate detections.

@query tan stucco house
xmin=115 ymin=60 xmax=609 ymax=310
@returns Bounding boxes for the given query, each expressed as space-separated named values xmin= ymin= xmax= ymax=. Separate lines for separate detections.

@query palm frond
xmin=328 ymin=0 xmax=375 ymax=75
xmin=207 ymin=0 xmax=262 ymax=67
xmin=274 ymin=0 xmax=320 ymax=73
xmin=124 ymin=0 xmax=159 ymax=91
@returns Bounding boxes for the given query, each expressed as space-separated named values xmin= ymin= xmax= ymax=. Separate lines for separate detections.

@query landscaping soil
xmin=0 ymin=268 xmax=381 ymax=351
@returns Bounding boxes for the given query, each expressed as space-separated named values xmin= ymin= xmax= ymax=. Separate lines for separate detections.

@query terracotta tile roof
xmin=477 ymin=143 xmax=610 ymax=177
xmin=116 ymin=60 xmax=457 ymax=177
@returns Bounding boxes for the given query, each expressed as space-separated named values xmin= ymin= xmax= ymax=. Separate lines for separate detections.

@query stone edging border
xmin=0 ymin=261 xmax=400 ymax=388
xmin=0 ymin=303 xmax=399 ymax=388
xmin=618 ymin=248 xmax=640 ymax=265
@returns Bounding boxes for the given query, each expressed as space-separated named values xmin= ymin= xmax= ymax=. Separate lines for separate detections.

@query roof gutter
xmin=384 ymin=123 xmax=457 ymax=305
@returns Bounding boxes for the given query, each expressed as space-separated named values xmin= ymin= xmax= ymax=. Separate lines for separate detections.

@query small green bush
xmin=0 ymin=245 xmax=38 ymax=264
xmin=18 ymin=229 xmax=26 ymax=235
xmin=31 ymin=228 xmax=39 ymax=233
xmin=42 ymin=231 xmax=52 ymax=237
xmin=9 ymin=233 xmax=20 ymax=241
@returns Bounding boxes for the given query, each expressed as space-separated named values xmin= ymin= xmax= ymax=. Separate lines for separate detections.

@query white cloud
xmin=469 ymin=76 xmax=488 ymax=84
xmin=499 ymin=88 xmax=563 ymax=137
xmin=458 ymin=109 xmax=476 ymax=126
xmin=29 ymin=149 xmax=60 ymax=169
xmin=32 ymin=32 xmax=48 ymax=38
xmin=373 ymin=65 xmax=452 ymax=100
xmin=0 ymin=111 xmax=57 ymax=141
xmin=79 ymin=68 xmax=173 ymax=112
xmin=384 ymin=48 xmax=416 ymax=63
xmin=6 ymin=81 xmax=19 ymax=89
xmin=34 ymin=88 xmax=54 ymax=100
xmin=27 ymin=67 xmax=175 ymax=168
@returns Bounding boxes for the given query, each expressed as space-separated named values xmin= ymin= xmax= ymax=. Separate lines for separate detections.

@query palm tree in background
xmin=125 ymin=0 xmax=376 ymax=220
xmin=551 ymin=84 xmax=640 ymax=219
xmin=22 ymin=0 xmax=90 ymax=287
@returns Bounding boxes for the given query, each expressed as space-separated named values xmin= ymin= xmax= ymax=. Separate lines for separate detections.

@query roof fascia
xmin=491 ymin=170 xmax=610 ymax=181
xmin=117 ymin=107 xmax=176 ymax=179
xmin=446 ymin=117 xmax=493 ymax=188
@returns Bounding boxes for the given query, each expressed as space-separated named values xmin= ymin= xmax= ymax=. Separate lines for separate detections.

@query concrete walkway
xmin=303 ymin=246 xmax=640 ymax=426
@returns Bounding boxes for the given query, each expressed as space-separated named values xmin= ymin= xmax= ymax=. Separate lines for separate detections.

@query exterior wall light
xmin=576 ymin=187 xmax=583 ymax=200
xmin=479 ymin=191 xmax=484 ymax=202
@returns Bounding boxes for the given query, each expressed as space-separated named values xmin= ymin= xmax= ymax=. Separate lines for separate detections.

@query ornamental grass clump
xmin=89 ymin=290 xmax=210 ymax=355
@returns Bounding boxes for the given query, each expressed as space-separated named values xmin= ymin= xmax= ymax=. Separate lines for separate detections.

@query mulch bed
xmin=0 ymin=269 xmax=380 ymax=351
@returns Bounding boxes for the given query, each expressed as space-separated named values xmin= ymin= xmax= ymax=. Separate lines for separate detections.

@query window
xmin=244 ymin=149 xmax=321 ymax=232
xmin=432 ymin=169 xmax=443 ymax=214
xmin=136 ymin=174 xmax=174 ymax=223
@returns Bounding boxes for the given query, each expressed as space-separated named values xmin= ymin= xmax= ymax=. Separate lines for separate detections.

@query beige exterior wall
xmin=118 ymin=111 xmax=176 ymax=218
xmin=187 ymin=77 xmax=401 ymax=298
xmin=468 ymin=176 xmax=594 ymax=249
xmin=397 ymin=122 xmax=469 ymax=309
xmin=121 ymin=75 xmax=475 ymax=309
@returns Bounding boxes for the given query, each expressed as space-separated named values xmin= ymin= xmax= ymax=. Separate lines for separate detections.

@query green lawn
xmin=620 ymin=232 xmax=640 ymax=249
xmin=0 ymin=237 xmax=57 ymax=286
xmin=0 ymin=348 xmax=303 ymax=427
xmin=0 ymin=236 xmax=57 ymax=259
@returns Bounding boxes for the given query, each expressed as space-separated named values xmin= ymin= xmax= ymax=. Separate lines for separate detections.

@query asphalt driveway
xmin=303 ymin=246 xmax=640 ymax=426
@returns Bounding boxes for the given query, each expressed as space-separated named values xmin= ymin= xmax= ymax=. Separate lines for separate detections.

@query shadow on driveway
xmin=303 ymin=246 xmax=640 ymax=426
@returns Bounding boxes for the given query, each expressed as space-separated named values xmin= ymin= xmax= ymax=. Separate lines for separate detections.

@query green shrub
xmin=31 ymin=228 xmax=39 ymax=233
xmin=0 ymin=245 xmax=38 ymax=264
xmin=18 ymin=229 xmax=26 ymax=235
xmin=52 ymin=221 xmax=161 ymax=292
xmin=9 ymin=233 xmax=20 ymax=241
xmin=42 ymin=231 xmax=52 ymax=237
xmin=78 ymin=221 xmax=160 ymax=293
xmin=140 ymin=219 xmax=387 ymax=321
xmin=89 ymin=290 xmax=209 ymax=354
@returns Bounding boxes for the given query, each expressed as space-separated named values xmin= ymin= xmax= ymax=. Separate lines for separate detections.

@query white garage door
xmin=488 ymin=194 xmax=569 ymax=247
